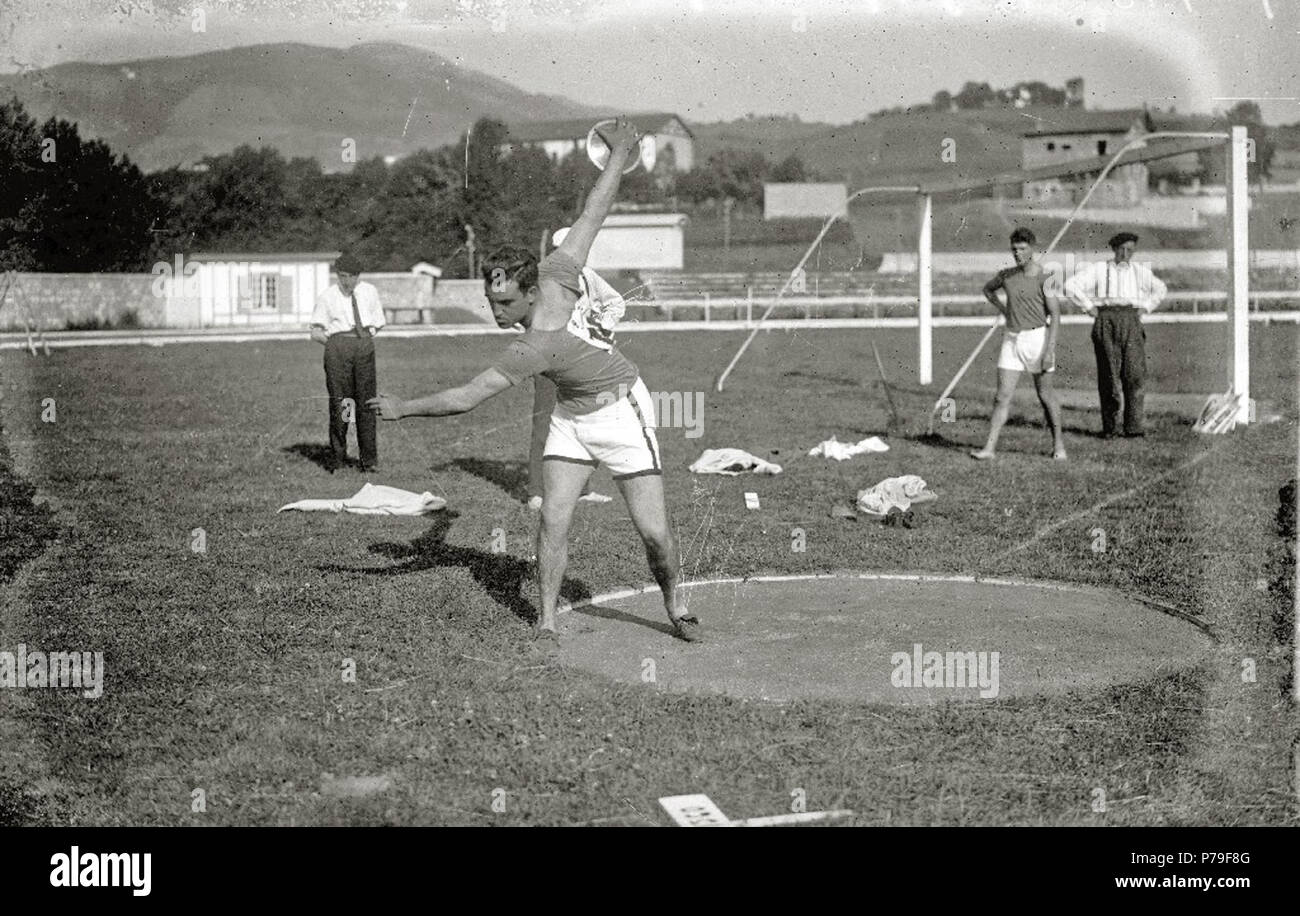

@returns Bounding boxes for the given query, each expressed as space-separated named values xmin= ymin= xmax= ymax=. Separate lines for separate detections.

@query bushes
xmin=64 ymin=309 xmax=141 ymax=331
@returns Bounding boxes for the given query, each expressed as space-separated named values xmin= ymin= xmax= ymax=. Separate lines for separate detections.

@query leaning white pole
xmin=917 ymin=193 xmax=933 ymax=385
xmin=713 ymin=185 xmax=919 ymax=393
xmin=1227 ymin=124 xmax=1251 ymax=423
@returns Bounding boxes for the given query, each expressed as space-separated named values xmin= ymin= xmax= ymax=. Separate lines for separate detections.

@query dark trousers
xmin=324 ymin=333 xmax=378 ymax=468
xmin=1091 ymin=307 xmax=1146 ymax=436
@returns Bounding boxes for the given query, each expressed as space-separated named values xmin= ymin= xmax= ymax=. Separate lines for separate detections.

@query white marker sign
xmin=659 ymin=793 xmax=854 ymax=827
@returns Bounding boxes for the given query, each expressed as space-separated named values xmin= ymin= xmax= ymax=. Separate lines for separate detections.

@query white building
xmin=764 ymin=183 xmax=849 ymax=219
xmin=160 ymin=252 xmax=339 ymax=328
xmin=502 ymin=113 xmax=694 ymax=172
xmin=584 ymin=213 xmax=689 ymax=271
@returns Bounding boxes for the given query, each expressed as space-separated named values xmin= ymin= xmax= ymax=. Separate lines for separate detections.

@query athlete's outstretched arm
xmin=557 ymin=117 xmax=642 ymax=268
xmin=368 ymin=369 xmax=513 ymax=420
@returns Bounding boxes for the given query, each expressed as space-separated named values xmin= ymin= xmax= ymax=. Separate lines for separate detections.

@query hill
xmin=0 ymin=41 xmax=603 ymax=172
xmin=692 ymin=108 xmax=1049 ymax=187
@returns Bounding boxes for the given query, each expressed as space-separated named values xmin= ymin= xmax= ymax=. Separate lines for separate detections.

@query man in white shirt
xmin=1063 ymin=232 xmax=1167 ymax=438
xmin=309 ymin=252 xmax=385 ymax=472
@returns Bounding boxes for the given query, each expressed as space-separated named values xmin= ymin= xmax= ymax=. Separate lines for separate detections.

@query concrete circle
xmin=558 ymin=574 xmax=1212 ymax=705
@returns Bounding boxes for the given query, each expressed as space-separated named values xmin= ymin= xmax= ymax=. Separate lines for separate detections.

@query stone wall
xmin=0 ymin=273 xmax=164 ymax=331
xmin=1 ymin=273 xmax=495 ymax=330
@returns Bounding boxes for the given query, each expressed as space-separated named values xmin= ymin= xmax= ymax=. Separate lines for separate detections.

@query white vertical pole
xmin=917 ymin=193 xmax=933 ymax=385
xmin=1227 ymin=125 xmax=1250 ymax=422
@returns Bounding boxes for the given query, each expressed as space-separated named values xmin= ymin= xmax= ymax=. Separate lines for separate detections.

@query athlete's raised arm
xmin=556 ymin=117 xmax=642 ymax=269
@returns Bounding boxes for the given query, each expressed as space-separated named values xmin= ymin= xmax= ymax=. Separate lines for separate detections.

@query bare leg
xmin=535 ymin=459 xmax=593 ymax=632
xmin=971 ymin=368 xmax=1020 ymax=459
xmin=1032 ymin=371 xmax=1067 ymax=458
xmin=614 ymin=473 xmax=698 ymax=640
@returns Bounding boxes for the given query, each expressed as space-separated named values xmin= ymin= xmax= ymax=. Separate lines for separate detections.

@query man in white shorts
xmin=367 ymin=118 xmax=699 ymax=644
xmin=970 ymin=227 xmax=1067 ymax=461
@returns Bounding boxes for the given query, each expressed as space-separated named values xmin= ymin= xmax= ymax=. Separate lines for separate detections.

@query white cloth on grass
xmin=856 ymin=475 xmax=935 ymax=517
xmin=808 ymin=435 xmax=890 ymax=461
xmin=689 ymin=448 xmax=783 ymax=476
xmin=278 ymin=483 xmax=447 ymax=515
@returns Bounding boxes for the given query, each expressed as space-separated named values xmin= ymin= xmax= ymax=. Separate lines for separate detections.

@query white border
xmin=558 ymin=570 xmax=1213 ymax=637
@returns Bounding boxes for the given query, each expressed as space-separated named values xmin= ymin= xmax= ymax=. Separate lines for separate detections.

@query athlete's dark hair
xmin=1009 ymin=227 xmax=1036 ymax=246
xmin=480 ymin=246 xmax=539 ymax=291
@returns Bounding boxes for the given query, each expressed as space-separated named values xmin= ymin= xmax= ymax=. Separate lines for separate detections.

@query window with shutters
xmin=238 ymin=273 xmax=279 ymax=312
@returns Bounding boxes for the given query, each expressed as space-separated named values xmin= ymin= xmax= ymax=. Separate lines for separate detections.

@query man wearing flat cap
xmin=1064 ymin=232 xmax=1167 ymax=438
xmin=309 ymin=251 xmax=385 ymax=472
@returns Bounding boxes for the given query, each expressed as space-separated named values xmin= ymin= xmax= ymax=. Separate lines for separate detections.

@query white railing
xmin=638 ymin=289 xmax=1299 ymax=324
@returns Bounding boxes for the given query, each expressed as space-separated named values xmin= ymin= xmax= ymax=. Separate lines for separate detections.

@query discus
xmin=586 ymin=119 xmax=656 ymax=174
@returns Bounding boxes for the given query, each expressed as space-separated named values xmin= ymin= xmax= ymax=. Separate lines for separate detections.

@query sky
xmin=0 ymin=0 xmax=1297 ymax=125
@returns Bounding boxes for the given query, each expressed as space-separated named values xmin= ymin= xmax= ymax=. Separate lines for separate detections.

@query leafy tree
xmin=704 ymin=149 xmax=769 ymax=207
xmin=1196 ymin=103 xmax=1274 ymax=187
xmin=193 ymin=146 xmax=292 ymax=249
xmin=0 ymin=98 xmax=154 ymax=270
xmin=771 ymin=153 xmax=809 ymax=183
xmin=954 ymin=81 xmax=995 ymax=110
xmin=0 ymin=97 xmax=44 ymax=270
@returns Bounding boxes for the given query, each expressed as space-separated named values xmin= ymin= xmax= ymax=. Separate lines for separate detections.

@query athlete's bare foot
xmin=1052 ymin=448 xmax=1068 ymax=460
xmin=969 ymin=448 xmax=996 ymax=460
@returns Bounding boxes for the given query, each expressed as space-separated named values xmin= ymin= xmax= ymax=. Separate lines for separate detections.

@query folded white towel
xmin=689 ymin=448 xmax=783 ymax=476
xmin=279 ymin=483 xmax=447 ymax=515
xmin=808 ymin=435 xmax=890 ymax=461
xmin=856 ymin=475 xmax=935 ymax=517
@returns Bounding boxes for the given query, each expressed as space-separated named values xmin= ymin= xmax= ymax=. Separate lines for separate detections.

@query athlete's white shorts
xmin=543 ymin=377 xmax=662 ymax=480
xmin=997 ymin=325 xmax=1048 ymax=374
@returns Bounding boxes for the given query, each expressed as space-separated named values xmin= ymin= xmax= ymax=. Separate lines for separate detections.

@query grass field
xmin=0 ymin=322 xmax=1296 ymax=826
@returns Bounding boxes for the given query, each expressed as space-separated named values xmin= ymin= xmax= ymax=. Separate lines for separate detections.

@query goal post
xmin=918 ymin=130 xmax=1248 ymax=426
xmin=1226 ymin=124 xmax=1251 ymax=423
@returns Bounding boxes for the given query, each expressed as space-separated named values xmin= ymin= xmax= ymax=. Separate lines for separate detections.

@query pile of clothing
xmin=689 ymin=448 xmax=783 ymax=476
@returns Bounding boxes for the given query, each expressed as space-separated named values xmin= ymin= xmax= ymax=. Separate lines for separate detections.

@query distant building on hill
xmin=500 ymin=112 xmax=694 ymax=171
xmin=1020 ymin=108 xmax=1156 ymax=205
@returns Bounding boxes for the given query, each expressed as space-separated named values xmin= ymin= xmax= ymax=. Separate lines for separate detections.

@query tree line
xmin=0 ymin=98 xmax=818 ymax=277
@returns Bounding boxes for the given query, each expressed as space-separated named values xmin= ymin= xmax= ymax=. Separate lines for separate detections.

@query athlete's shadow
xmin=437 ymin=457 xmax=530 ymax=501
xmin=567 ymin=601 xmax=679 ymax=638
xmin=318 ymin=511 xmax=591 ymax=625
xmin=284 ymin=442 xmax=348 ymax=470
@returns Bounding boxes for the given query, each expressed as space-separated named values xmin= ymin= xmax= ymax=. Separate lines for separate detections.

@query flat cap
xmin=1108 ymin=232 xmax=1139 ymax=248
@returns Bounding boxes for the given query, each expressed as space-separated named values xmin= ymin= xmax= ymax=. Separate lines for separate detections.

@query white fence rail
xmin=640 ymin=289 xmax=1299 ymax=323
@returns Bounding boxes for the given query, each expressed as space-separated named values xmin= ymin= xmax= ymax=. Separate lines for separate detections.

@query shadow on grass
xmin=0 ymin=782 xmax=54 ymax=827
xmin=283 ymin=442 xmax=348 ymax=471
xmin=318 ymin=511 xmax=591 ymax=625
xmin=781 ymin=369 xmax=867 ymax=389
xmin=0 ymin=423 xmax=59 ymax=586
xmin=567 ymin=599 xmax=680 ymax=638
xmin=437 ymin=457 xmax=530 ymax=501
